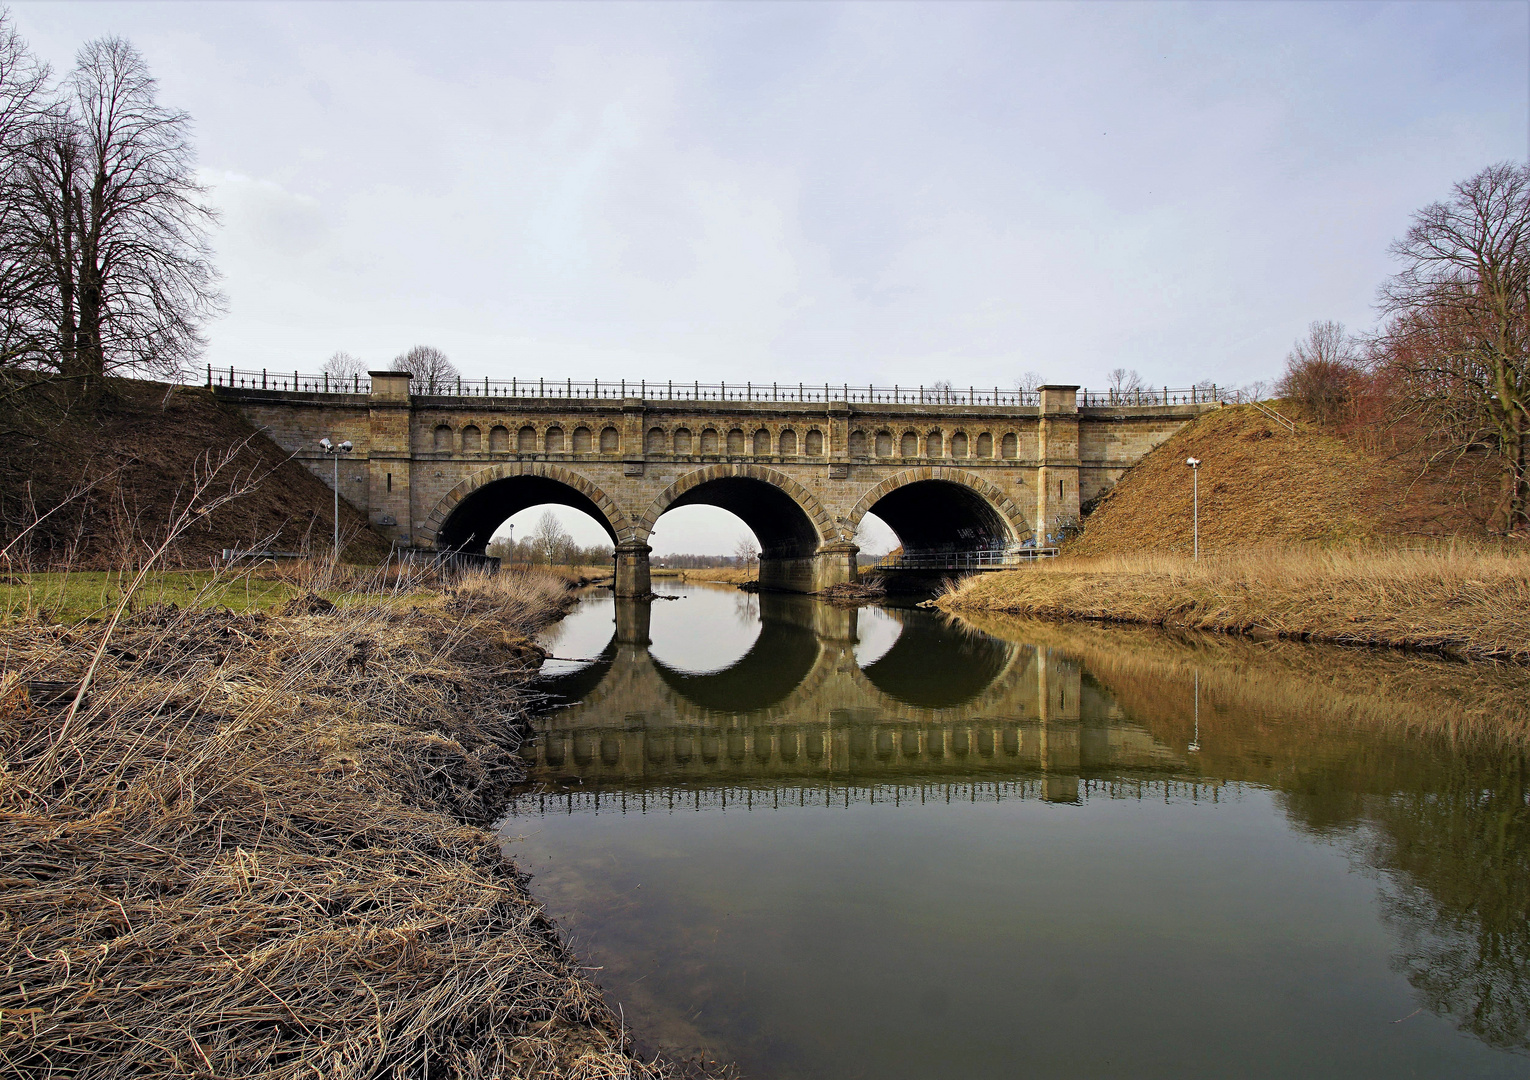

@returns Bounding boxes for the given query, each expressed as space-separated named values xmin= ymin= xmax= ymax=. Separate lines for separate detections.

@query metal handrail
xmin=1233 ymin=391 xmax=1298 ymax=433
xmin=203 ymin=365 xmax=1227 ymax=409
xmin=1078 ymin=385 xmax=1222 ymax=407
xmin=877 ymin=547 xmax=1058 ymax=570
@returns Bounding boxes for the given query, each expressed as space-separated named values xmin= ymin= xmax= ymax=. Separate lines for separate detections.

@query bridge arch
xmin=850 ymin=467 xmax=1032 ymax=554
xmin=425 ymin=462 xmax=635 ymax=552
xmin=637 ymin=464 xmax=839 ymax=555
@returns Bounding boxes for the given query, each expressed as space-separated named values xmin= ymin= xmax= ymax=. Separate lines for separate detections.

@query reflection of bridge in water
xmin=520 ymin=595 xmax=1204 ymax=805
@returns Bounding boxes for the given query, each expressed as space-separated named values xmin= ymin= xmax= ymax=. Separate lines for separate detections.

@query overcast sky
xmin=10 ymin=0 xmax=1526 ymax=553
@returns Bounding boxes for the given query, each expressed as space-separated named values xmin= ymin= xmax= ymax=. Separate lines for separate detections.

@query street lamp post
xmin=318 ymin=437 xmax=353 ymax=562
xmin=1185 ymin=457 xmax=1201 ymax=560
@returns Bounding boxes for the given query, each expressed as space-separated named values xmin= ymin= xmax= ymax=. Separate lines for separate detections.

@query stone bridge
xmin=521 ymin=595 xmax=1185 ymax=803
xmin=215 ymin=369 xmax=1218 ymax=594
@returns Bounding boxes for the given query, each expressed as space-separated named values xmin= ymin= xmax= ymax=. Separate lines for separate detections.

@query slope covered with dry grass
xmin=1070 ymin=404 xmax=1383 ymax=556
xmin=0 ymin=378 xmax=387 ymax=566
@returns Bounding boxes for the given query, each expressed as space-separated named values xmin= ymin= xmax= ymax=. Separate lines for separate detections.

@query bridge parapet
xmin=205 ymin=365 xmax=1225 ymax=410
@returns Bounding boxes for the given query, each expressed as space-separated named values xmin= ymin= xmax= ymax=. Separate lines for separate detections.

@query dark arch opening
xmin=860 ymin=610 xmax=1013 ymax=708
xmin=660 ymin=476 xmax=820 ymax=559
xmin=652 ymin=601 xmax=821 ymax=712
xmin=436 ymin=475 xmax=617 ymax=553
xmin=868 ymin=479 xmax=1018 ymax=556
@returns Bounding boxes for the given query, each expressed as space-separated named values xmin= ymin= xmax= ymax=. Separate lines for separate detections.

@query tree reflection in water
xmin=1365 ymin=757 xmax=1530 ymax=1052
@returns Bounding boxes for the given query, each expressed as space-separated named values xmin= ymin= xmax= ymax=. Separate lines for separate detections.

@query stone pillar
xmin=614 ymin=541 xmax=651 ymax=598
xmin=813 ymin=600 xmax=858 ymax=643
xmin=1035 ymin=384 xmax=1081 ymax=546
xmin=1037 ymin=647 xmax=1082 ymax=803
xmin=813 ymin=541 xmax=859 ymax=591
xmin=367 ymin=370 xmax=414 ymax=547
xmin=622 ymin=398 xmax=646 ymax=477
xmin=613 ymin=598 xmax=652 ymax=646
xmin=827 ymin=402 xmax=851 ymax=479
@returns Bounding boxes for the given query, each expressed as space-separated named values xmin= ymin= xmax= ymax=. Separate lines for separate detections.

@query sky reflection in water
xmin=502 ymin=581 xmax=1530 ymax=1079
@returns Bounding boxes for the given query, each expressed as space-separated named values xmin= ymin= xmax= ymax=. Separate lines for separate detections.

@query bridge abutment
xmin=1036 ymin=385 xmax=1082 ymax=546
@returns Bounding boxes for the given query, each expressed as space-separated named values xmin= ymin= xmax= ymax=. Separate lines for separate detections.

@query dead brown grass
xmin=680 ymin=567 xmax=755 ymax=585
xmin=1069 ymin=404 xmax=1381 ymax=556
xmin=1 ymin=379 xmax=390 ymax=568
xmin=938 ymin=546 xmax=1530 ymax=663
xmin=0 ymin=566 xmax=673 ymax=1079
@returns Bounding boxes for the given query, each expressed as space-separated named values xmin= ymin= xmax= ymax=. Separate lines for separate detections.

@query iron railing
xmin=204 ymin=365 xmax=1227 ymax=409
xmin=876 ymin=546 xmax=1058 ymax=570
xmin=1078 ymin=385 xmax=1222 ymax=407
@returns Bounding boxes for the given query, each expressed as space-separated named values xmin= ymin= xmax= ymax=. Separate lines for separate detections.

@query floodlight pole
xmin=319 ymin=438 xmax=354 ymax=562
xmin=1186 ymin=457 xmax=1202 ymax=560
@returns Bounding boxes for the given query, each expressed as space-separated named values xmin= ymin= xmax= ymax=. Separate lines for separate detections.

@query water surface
xmin=500 ymin=581 xmax=1530 ymax=1078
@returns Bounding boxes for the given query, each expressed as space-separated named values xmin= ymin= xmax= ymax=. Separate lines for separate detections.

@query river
xmin=497 ymin=579 xmax=1530 ymax=1078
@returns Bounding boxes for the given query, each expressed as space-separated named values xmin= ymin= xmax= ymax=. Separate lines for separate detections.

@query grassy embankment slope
xmin=1 ymin=378 xmax=387 ymax=566
xmin=0 ymin=568 xmax=678 ymax=1078
xmin=939 ymin=404 xmax=1530 ymax=662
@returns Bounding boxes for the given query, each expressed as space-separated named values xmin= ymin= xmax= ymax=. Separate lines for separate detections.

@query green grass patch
xmin=1 ymin=570 xmax=306 ymax=625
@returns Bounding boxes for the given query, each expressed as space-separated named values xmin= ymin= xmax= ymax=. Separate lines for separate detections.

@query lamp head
xmin=319 ymin=437 xmax=333 ymax=451
xmin=339 ymin=440 xmax=353 ymax=452
xmin=1186 ymin=456 xmax=1201 ymax=468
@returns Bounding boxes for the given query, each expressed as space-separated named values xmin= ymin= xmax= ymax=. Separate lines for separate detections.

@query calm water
xmin=497 ymin=580 xmax=1530 ymax=1078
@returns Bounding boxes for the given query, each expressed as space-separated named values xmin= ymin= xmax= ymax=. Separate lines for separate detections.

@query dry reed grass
xmin=0 ymin=565 xmax=675 ymax=1078
xmin=673 ymin=568 xmax=755 ymax=586
xmin=938 ymin=545 xmax=1530 ymax=663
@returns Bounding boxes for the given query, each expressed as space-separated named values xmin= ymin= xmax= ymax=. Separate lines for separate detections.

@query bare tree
xmin=734 ymin=534 xmax=759 ymax=569
xmin=853 ymin=515 xmax=892 ymax=558
xmin=1237 ymin=378 xmax=1274 ymax=402
xmin=1277 ymin=320 xmax=1359 ymax=424
xmin=390 ymin=344 xmax=458 ymax=394
xmin=1017 ymin=371 xmax=1043 ymax=395
xmin=14 ymin=36 xmax=221 ymax=387
xmin=321 ymin=350 xmax=366 ymax=382
xmin=1106 ymin=367 xmax=1144 ymax=399
xmin=0 ymin=14 xmax=50 ymax=372
xmin=1374 ymin=162 xmax=1530 ymax=532
xmin=529 ymin=510 xmax=573 ymax=566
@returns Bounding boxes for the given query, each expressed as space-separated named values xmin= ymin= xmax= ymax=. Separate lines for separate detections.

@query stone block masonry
xmin=218 ymin=371 xmax=1212 ymax=595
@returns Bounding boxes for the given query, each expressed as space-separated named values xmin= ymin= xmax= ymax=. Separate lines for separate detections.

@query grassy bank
xmin=937 ymin=547 xmax=1530 ymax=663
xmin=0 ymin=567 xmax=675 ymax=1078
